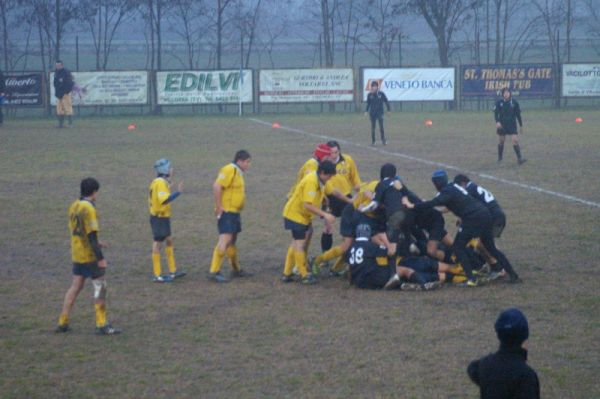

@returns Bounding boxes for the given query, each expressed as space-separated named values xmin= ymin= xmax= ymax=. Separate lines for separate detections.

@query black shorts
xmin=491 ymin=211 xmax=506 ymax=238
xmin=327 ymin=195 xmax=352 ymax=218
xmin=497 ymin=127 xmax=518 ymax=136
xmin=218 ymin=212 xmax=242 ymax=234
xmin=150 ymin=215 xmax=171 ymax=242
xmin=386 ymin=210 xmax=407 ymax=244
xmin=399 ymin=256 xmax=439 ymax=275
xmin=340 ymin=204 xmax=358 ymax=238
xmin=284 ymin=218 xmax=311 ymax=240
xmin=356 ymin=213 xmax=386 ymax=235
xmin=368 ymin=265 xmax=396 ymax=289
xmin=72 ymin=262 xmax=105 ymax=279
xmin=416 ymin=210 xmax=447 ymax=242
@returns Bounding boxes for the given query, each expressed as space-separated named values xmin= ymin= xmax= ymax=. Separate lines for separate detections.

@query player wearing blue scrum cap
xmin=403 ymin=170 xmax=520 ymax=287
xmin=148 ymin=158 xmax=185 ymax=283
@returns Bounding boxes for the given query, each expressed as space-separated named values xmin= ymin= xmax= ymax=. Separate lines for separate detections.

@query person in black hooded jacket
xmin=468 ymin=308 xmax=540 ymax=399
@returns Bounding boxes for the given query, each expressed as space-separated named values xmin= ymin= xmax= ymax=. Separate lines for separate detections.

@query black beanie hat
xmin=495 ymin=308 xmax=529 ymax=346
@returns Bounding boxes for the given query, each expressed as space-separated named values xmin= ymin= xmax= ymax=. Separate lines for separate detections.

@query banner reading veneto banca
xmin=362 ymin=68 xmax=455 ymax=101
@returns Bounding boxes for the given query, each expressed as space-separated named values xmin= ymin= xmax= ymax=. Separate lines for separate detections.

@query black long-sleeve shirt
xmin=464 ymin=181 xmax=503 ymax=217
xmin=54 ymin=68 xmax=74 ymax=98
xmin=468 ymin=345 xmax=540 ymax=399
xmin=414 ymin=183 xmax=487 ymax=220
xmin=494 ymin=98 xmax=522 ymax=132
xmin=366 ymin=91 xmax=390 ymax=117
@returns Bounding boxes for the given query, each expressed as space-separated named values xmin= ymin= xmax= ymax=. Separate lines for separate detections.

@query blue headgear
xmin=431 ymin=170 xmax=448 ymax=191
xmin=495 ymin=308 xmax=529 ymax=346
xmin=154 ymin=158 xmax=171 ymax=176
xmin=355 ymin=224 xmax=372 ymax=240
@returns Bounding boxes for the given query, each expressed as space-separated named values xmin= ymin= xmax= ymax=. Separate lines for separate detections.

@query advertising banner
xmin=2 ymin=73 xmax=43 ymax=106
xmin=562 ymin=64 xmax=600 ymax=97
xmin=259 ymin=69 xmax=354 ymax=103
xmin=157 ymin=70 xmax=252 ymax=104
xmin=50 ymin=71 xmax=148 ymax=106
xmin=461 ymin=64 xmax=555 ymax=97
xmin=362 ymin=68 xmax=455 ymax=101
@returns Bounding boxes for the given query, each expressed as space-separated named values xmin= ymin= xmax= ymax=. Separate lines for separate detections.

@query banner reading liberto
xmin=2 ymin=73 xmax=43 ymax=106
xmin=259 ymin=69 xmax=354 ymax=103
xmin=157 ymin=70 xmax=252 ymax=105
xmin=562 ymin=64 xmax=600 ymax=97
xmin=461 ymin=64 xmax=555 ymax=97
xmin=50 ymin=71 xmax=148 ymax=106
xmin=362 ymin=68 xmax=455 ymax=101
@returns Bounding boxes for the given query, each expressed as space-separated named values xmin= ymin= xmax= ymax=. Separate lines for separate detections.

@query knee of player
xmin=92 ymin=279 xmax=107 ymax=301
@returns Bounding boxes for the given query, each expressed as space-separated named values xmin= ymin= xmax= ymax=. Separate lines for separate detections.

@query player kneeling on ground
xmin=149 ymin=159 xmax=185 ymax=283
xmin=348 ymin=224 xmax=398 ymax=289
xmin=56 ymin=178 xmax=121 ymax=335
xmin=282 ymin=161 xmax=336 ymax=284
xmin=209 ymin=150 xmax=252 ymax=283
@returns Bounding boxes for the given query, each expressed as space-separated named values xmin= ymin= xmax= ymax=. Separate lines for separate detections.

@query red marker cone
xmin=272 ymin=122 xmax=281 ymax=129
xmin=575 ymin=117 xmax=583 ymax=123
xmin=128 ymin=123 xmax=137 ymax=131
xmin=424 ymin=119 xmax=433 ymax=126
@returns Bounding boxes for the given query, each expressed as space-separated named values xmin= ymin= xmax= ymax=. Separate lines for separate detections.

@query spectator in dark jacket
xmin=468 ymin=308 xmax=540 ymax=399
xmin=0 ymin=69 xmax=5 ymax=126
xmin=53 ymin=60 xmax=75 ymax=128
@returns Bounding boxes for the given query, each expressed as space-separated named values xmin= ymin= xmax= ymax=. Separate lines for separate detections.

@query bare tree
xmin=410 ymin=0 xmax=477 ymax=66
xmin=333 ymin=0 xmax=364 ymax=66
xmin=362 ymin=0 xmax=407 ymax=66
xmin=77 ymin=0 xmax=137 ymax=70
xmin=166 ymin=0 xmax=208 ymax=68
xmin=584 ymin=0 xmax=600 ymax=55
xmin=530 ymin=0 xmax=565 ymax=63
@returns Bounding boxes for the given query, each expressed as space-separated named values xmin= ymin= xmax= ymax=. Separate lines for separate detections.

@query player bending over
xmin=282 ymin=161 xmax=336 ymax=284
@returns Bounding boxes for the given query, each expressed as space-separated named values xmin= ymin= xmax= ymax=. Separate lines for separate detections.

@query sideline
xmin=249 ymin=117 xmax=600 ymax=210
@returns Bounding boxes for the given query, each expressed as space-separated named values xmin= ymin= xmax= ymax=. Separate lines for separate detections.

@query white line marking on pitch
xmin=249 ymin=118 xmax=600 ymax=209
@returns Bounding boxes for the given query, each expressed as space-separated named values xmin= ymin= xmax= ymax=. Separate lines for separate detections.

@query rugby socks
xmin=315 ymin=246 xmax=344 ymax=266
xmin=210 ymin=246 xmax=225 ymax=274
xmin=497 ymin=143 xmax=504 ymax=161
xmin=513 ymin=144 xmax=523 ymax=160
xmin=94 ymin=304 xmax=107 ymax=328
xmin=331 ymin=256 xmax=346 ymax=272
xmin=67 ymin=116 xmax=73 ymax=126
xmin=226 ymin=245 xmax=240 ymax=271
xmin=321 ymin=233 xmax=333 ymax=252
xmin=58 ymin=313 xmax=69 ymax=327
xmin=165 ymin=246 xmax=176 ymax=274
xmin=152 ymin=252 xmax=162 ymax=277
xmin=294 ymin=250 xmax=308 ymax=277
xmin=283 ymin=247 xmax=295 ymax=276
xmin=58 ymin=115 xmax=64 ymax=128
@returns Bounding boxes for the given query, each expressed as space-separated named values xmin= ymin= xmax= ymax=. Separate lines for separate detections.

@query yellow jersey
xmin=325 ymin=154 xmax=361 ymax=197
xmin=149 ymin=177 xmax=172 ymax=217
xmin=215 ymin=163 xmax=246 ymax=213
xmin=69 ymin=199 xmax=100 ymax=264
xmin=287 ymin=158 xmax=319 ymax=198
xmin=283 ymin=172 xmax=325 ymax=225
xmin=353 ymin=180 xmax=379 ymax=218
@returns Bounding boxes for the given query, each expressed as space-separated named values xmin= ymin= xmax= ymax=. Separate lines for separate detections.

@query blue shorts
xmin=72 ymin=262 xmax=105 ymax=279
xmin=340 ymin=204 xmax=358 ymax=238
xmin=150 ymin=216 xmax=171 ymax=242
xmin=218 ymin=212 xmax=242 ymax=234
xmin=284 ymin=218 xmax=311 ymax=240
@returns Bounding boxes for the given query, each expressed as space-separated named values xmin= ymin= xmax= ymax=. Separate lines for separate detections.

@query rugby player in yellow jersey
xmin=287 ymin=143 xmax=333 ymax=198
xmin=282 ymin=161 xmax=337 ymax=284
xmin=55 ymin=178 xmax=121 ymax=335
xmin=208 ymin=150 xmax=252 ymax=283
xmin=313 ymin=179 xmax=390 ymax=274
xmin=149 ymin=159 xmax=185 ymax=283
xmin=320 ymin=140 xmax=361 ymax=270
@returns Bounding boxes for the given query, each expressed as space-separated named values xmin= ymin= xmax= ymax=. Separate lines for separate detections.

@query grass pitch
xmin=0 ymin=110 xmax=599 ymax=398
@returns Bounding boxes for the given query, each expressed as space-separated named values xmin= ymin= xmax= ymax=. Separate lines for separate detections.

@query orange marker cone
xmin=424 ymin=119 xmax=433 ymax=126
xmin=128 ymin=123 xmax=137 ymax=131
xmin=575 ymin=117 xmax=583 ymax=123
xmin=272 ymin=122 xmax=281 ymax=129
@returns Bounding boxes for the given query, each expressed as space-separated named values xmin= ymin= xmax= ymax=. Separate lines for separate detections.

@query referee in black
xmin=494 ymin=88 xmax=526 ymax=165
xmin=365 ymin=81 xmax=390 ymax=146
xmin=0 ymin=69 xmax=5 ymax=126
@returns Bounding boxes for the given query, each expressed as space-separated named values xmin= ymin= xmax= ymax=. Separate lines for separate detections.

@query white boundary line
xmin=249 ymin=118 xmax=600 ymax=210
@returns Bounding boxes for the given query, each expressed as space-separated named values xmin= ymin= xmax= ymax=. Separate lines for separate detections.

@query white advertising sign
xmin=562 ymin=64 xmax=600 ymax=97
xmin=50 ymin=71 xmax=148 ymax=105
xmin=259 ymin=69 xmax=354 ymax=103
xmin=157 ymin=70 xmax=252 ymax=104
xmin=362 ymin=68 xmax=455 ymax=101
